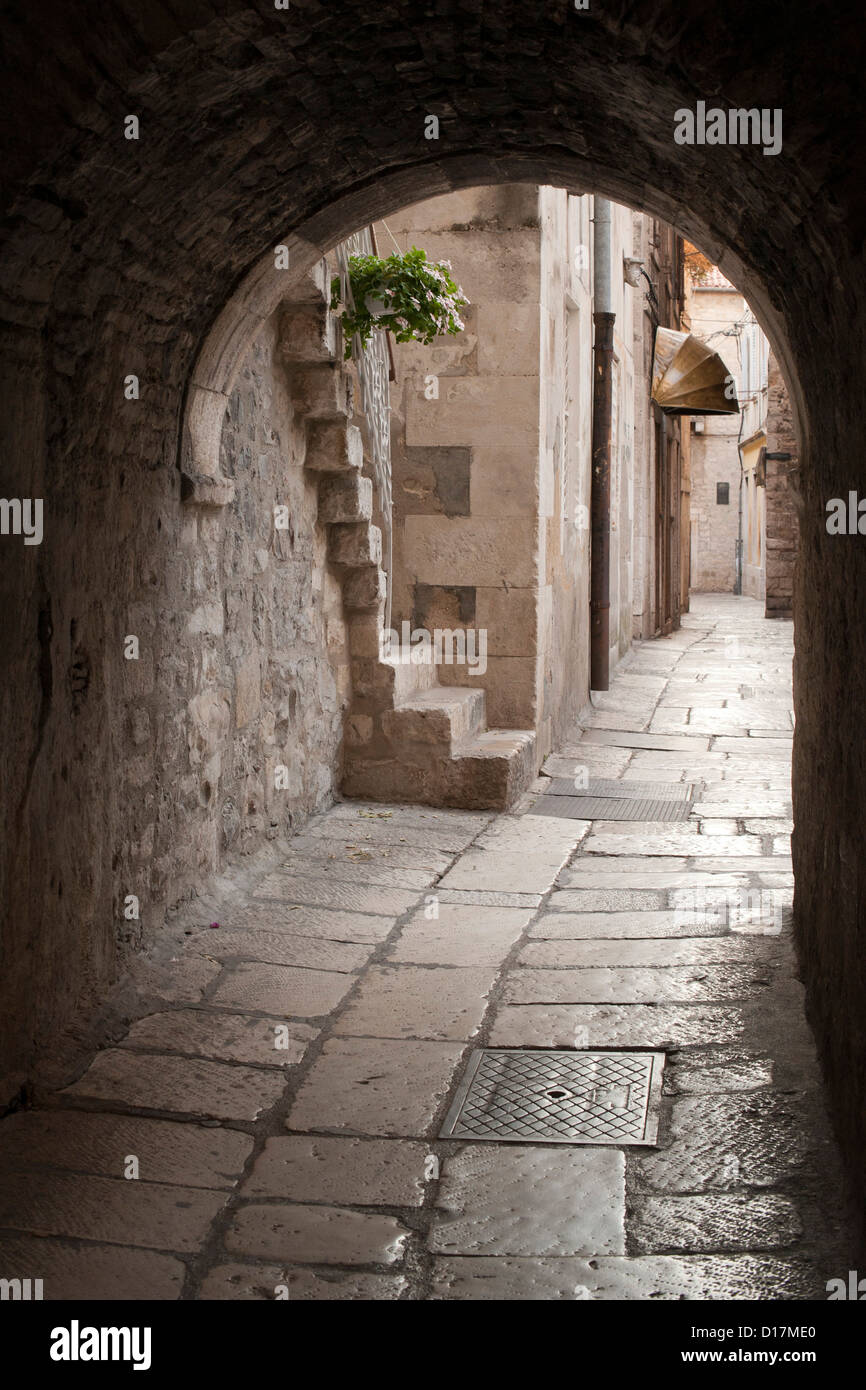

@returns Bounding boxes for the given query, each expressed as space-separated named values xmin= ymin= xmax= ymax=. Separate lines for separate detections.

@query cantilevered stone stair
xmin=280 ymin=260 xmax=537 ymax=811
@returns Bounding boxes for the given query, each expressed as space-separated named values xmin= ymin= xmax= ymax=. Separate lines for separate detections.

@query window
xmin=717 ymin=482 xmax=730 ymax=505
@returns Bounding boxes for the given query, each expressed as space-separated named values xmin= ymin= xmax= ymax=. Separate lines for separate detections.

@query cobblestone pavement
xmin=0 ymin=596 xmax=850 ymax=1300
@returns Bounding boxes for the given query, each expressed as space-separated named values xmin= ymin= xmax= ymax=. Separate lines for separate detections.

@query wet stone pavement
xmin=0 ymin=595 xmax=850 ymax=1300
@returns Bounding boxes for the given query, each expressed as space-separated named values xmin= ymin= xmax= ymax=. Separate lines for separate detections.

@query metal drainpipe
xmin=735 ymin=404 xmax=745 ymax=595
xmin=590 ymin=197 xmax=614 ymax=690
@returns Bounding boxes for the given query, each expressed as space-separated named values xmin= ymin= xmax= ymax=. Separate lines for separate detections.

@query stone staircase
xmin=280 ymin=260 xmax=537 ymax=811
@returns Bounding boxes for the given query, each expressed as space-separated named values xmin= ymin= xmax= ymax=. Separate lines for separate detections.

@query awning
xmin=651 ymin=327 xmax=739 ymax=415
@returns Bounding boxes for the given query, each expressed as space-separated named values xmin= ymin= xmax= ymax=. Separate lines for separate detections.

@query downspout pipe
xmin=590 ymin=197 xmax=614 ymax=690
xmin=735 ymin=403 xmax=745 ymax=596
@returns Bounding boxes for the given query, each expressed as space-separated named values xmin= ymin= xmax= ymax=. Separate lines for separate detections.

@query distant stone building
xmin=684 ymin=261 xmax=767 ymax=599
xmin=684 ymin=257 xmax=798 ymax=615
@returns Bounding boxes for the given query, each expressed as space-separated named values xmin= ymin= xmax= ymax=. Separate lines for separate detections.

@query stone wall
xmin=0 ymin=302 xmax=350 ymax=1102
xmin=212 ymin=317 xmax=349 ymax=844
xmin=765 ymin=353 xmax=800 ymax=619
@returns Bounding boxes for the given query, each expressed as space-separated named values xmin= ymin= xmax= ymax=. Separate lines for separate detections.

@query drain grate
xmin=543 ymin=778 xmax=694 ymax=800
xmin=440 ymin=1048 xmax=665 ymax=1145
xmin=532 ymin=795 xmax=693 ymax=821
xmin=532 ymin=776 xmax=696 ymax=821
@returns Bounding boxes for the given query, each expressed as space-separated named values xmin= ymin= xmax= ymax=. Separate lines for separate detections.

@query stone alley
xmin=0 ymin=595 xmax=849 ymax=1301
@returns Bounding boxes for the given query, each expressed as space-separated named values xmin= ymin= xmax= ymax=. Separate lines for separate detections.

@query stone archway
xmin=1 ymin=0 xmax=864 ymax=1242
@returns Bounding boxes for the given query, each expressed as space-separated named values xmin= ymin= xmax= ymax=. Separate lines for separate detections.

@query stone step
xmin=342 ymin=727 xmax=537 ymax=812
xmin=446 ymin=729 xmax=538 ymax=809
xmin=383 ymin=686 xmax=486 ymax=747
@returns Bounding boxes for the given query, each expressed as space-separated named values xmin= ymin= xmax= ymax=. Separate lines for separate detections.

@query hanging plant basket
xmin=330 ymin=246 xmax=469 ymax=359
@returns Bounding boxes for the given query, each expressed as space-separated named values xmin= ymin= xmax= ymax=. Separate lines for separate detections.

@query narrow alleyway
xmin=0 ymin=596 xmax=848 ymax=1300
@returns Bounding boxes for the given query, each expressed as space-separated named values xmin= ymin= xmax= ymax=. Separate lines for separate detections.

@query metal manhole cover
xmin=440 ymin=1049 xmax=665 ymax=1145
xmin=531 ymin=795 xmax=693 ymax=821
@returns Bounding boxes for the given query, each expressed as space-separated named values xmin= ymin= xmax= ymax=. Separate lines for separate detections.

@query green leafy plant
xmin=330 ymin=246 xmax=469 ymax=358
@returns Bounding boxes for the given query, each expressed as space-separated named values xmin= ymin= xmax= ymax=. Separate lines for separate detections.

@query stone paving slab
xmin=429 ymin=1254 xmax=824 ymax=1301
xmin=222 ymin=904 xmax=399 ymax=942
xmin=244 ymin=1136 xmax=429 ymax=1206
xmin=199 ymin=1263 xmax=406 ymax=1300
xmin=697 ymin=802 xmax=791 ymax=818
xmin=582 ymin=821 xmax=701 ymax=838
xmin=261 ymin=859 xmax=438 ymax=891
xmin=585 ymin=831 xmax=764 ymax=856
xmin=585 ymin=709 xmax=653 ymax=730
xmin=437 ymin=816 xmax=586 ymax=893
xmin=631 ymin=1193 xmax=802 ymax=1253
xmin=387 ymin=904 xmax=532 ymax=965
xmin=270 ymin=835 xmax=455 ymax=875
xmin=582 ymin=730 xmax=711 ymax=752
xmin=635 ymin=1092 xmax=810 ymax=1191
xmin=286 ymin=1038 xmax=465 ymax=1136
xmin=505 ymin=964 xmax=774 ymax=1005
xmin=210 ymin=963 xmax=355 ymax=1018
xmin=119 ymin=1008 xmax=318 ymax=1067
xmin=333 ymin=964 xmax=497 ymax=1040
xmin=0 ymin=1109 xmax=253 ymax=1188
xmin=429 ymin=1146 xmax=625 ymax=1256
xmin=435 ymin=888 xmax=542 ymax=907
xmin=714 ymin=738 xmax=792 ymax=755
xmin=303 ymin=820 xmax=479 ymax=853
xmin=0 ymin=1170 xmax=227 ymax=1252
xmin=224 ymin=1203 xmax=409 ymax=1265
xmin=528 ymin=910 xmax=726 ymax=939
xmin=327 ymin=802 xmax=491 ymax=834
xmin=0 ymin=1234 xmax=186 ymax=1300
xmin=548 ymin=888 xmax=668 ymax=912
xmin=558 ymin=868 xmax=752 ymax=890
xmin=561 ymin=855 xmax=691 ymax=873
xmin=518 ymin=936 xmax=782 ymax=968
xmin=62 ymin=1050 xmax=286 ymax=1122
xmin=743 ymin=818 xmax=793 ymax=835
xmin=125 ymin=955 xmax=222 ymax=1006
xmin=541 ymin=749 xmax=634 ymax=779
xmin=666 ymin=1047 xmax=775 ymax=1094
xmin=186 ymin=927 xmax=371 ymax=972
xmin=489 ymin=1004 xmax=746 ymax=1049
xmin=251 ymin=873 xmax=421 ymax=918
xmin=651 ymin=716 xmax=749 ymax=737
xmin=679 ymin=856 xmax=792 ymax=873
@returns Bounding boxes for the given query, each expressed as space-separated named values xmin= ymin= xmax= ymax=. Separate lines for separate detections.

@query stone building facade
xmin=685 ymin=263 xmax=768 ymax=598
xmin=383 ymin=185 xmax=687 ymax=767
xmin=685 ymin=261 xmax=799 ymax=617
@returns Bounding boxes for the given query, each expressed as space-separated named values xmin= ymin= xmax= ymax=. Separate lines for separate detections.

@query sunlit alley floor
xmin=0 ymin=595 xmax=850 ymax=1299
